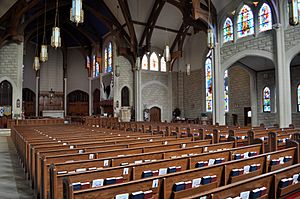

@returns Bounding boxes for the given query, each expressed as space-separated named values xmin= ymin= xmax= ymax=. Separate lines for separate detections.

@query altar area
xmin=42 ymin=110 xmax=64 ymax=118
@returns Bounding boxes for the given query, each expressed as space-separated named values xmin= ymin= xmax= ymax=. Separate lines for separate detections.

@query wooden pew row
xmin=62 ymin=144 xmax=298 ymax=199
xmin=40 ymin=141 xmax=232 ymax=199
xmin=181 ymin=163 xmax=300 ymax=199
xmin=50 ymin=144 xmax=264 ymax=199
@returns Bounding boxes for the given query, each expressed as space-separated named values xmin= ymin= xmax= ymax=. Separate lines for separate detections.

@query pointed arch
xmin=223 ymin=18 xmax=233 ymax=43
xmin=104 ymin=47 xmax=108 ymax=73
xmin=237 ymin=5 xmax=254 ymax=38
xmin=205 ymin=50 xmax=213 ymax=112
xmin=263 ymin=86 xmax=271 ymax=112
xmin=160 ymin=57 xmax=167 ymax=72
xmin=150 ymin=52 xmax=159 ymax=71
xmin=107 ymin=42 xmax=113 ymax=73
xmin=298 ymin=84 xmax=300 ymax=112
xmin=259 ymin=3 xmax=272 ymax=32
xmin=141 ymin=54 xmax=148 ymax=70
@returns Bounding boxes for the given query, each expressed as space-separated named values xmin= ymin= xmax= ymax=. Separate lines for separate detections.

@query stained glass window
xmin=150 ymin=52 xmax=159 ymax=71
xmin=161 ymin=57 xmax=167 ymax=72
xmin=224 ymin=70 xmax=229 ymax=112
xmin=107 ymin=42 xmax=113 ymax=73
xmin=263 ymin=87 xmax=271 ymax=112
xmin=237 ymin=5 xmax=254 ymax=38
xmin=259 ymin=3 xmax=272 ymax=32
xmin=95 ymin=62 xmax=99 ymax=77
xmin=104 ymin=48 xmax=108 ymax=73
xmin=92 ymin=55 xmax=96 ymax=78
xmin=205 ymin=50 xmax=213 ymax=112
xmin=298 ymin=84 xmax=300 ymax=112
xmin=223 ymin=18 xmax=233 ymax=43
xmin=86 ymin=56 xmax=90 ymax=69
xmin=141 ymin=54 xmax=148 ymax=70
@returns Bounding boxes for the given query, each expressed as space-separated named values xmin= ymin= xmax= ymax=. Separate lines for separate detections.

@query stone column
xmin=168 ymin=72 xmax=173 ymax=122
xmin=35 ymin=73 xmax=40 ymax=117
xmin=64 ymin=78 xmax=67 ymax=116
xmin=134 ymin=58 xmax=142 ymax=121
xmin=213 ymin=43 xmax=225 ymax=125
xmin=275 ymin=24 xmax=292 ymax=128
xmin=88 ymin=77 xmax=92 ymax=116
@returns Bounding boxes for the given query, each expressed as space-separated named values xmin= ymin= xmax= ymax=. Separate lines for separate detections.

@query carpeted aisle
xmin=0 ymin=135 xmax=34 ymax=199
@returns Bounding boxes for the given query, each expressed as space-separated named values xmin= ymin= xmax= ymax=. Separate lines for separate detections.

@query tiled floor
xmin=0 ymin=136 xmax=34 ymax=199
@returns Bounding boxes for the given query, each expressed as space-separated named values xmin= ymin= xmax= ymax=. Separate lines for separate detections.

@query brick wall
xmin=285 ymin=26 xmax=300 ymax=51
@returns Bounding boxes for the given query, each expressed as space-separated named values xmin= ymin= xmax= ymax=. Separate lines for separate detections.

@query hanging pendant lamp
xmin=207 ymin=0 xmax=214 ymax=49
xmin=40 ymin=0 xmax=48 ymax=62
xmin=70 ymin=0 xmax=84 ymax=26
xmin=33 ymin=22 xmax=40 ymax=71
xmin=51 ymin=0 xmax=61 ymax=48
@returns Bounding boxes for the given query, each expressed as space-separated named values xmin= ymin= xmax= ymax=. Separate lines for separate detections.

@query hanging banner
xmin=3 ymin=106 xmax=12 ymax=116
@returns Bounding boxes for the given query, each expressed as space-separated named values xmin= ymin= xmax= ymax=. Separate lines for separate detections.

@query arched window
xmin=205 ymin=50 xmax=213 ymax=112
xmin=160 ymin=57 xmax=167 ymax=72
xmin=107 ymin=42 xmax=113 ymax=73
xmin=104 ymin=48 xmax=108 ymax=73
xmin=141 ymin=54 xmax=148 ymax=70
xmin=150 ymin=52 xmax=159 ymax=71
xmin=95 ymin=61 xmax=99 ymax=77
xmin=263 ymin=87 xmax=271 ymax=112
xmin=259 ymin=3 xmax=272 ymax=32
xmin=224 ymin=70 xmax=229 ymax=112
xmin=92 ymin=55 xmax=96 ymax=78
xmin=298 ymin=84 xmax=300 ymax=112
xmin=237 ymin=5 xmax=254 ymax=38
xmin=223 ymin=18 xmax=233 ymax=43
xmin=0 ymin=81 xmax=13 ymax=117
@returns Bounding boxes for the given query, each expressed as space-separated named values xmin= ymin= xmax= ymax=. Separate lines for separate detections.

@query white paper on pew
xmin=158 ymin=168 xmax=167 ymax=175
xmin=293 ymin=174 xmax=299 ymax=184
xmin=243 ymin=165 xmax=250 ymax=174
xmin=244 ymin=152 xmax=249 ymax=158
xmin=92 ymin=179 xmax=104 ymax=188
xmin=89 ymin=154 xmax=95 ymax=159
xmin=134 ymin=160 xmax=143 ymax=164
xmin=182 ymin=144 xmax=186 ymax=148
xmin=63 ymin=143 xmax=67 ymax=145
xmin=204 ymin=147 xmax=208 ymax=152
xmin=279 ymin=157 xmax=284 ymax=164
xmin=267 ymin=155 xmax=271 ymax=161
xmin=123 ymin=168 xmax=129 ymax=175
xmin=240 ymin=191 xmax=250 ymax=199
xmin=208 ymin=159 xmax=215 ymax=166
xmin=192 ymin=178 xmax=202 ymax=188
xmin=69 ymin=145 xmax=74 ymax=149
xmin=199 ymin=197 xmax=207 ymax=199
xmin=104 ymin=160 xmax=109 ymax=166
xmin=76 ymin=168 xmax=86 ymax=172
xmin=152 ymin=179 xmax=159 ymax=188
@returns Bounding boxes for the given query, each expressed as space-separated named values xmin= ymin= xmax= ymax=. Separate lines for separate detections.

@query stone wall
xmin=291 ymin=66 xmax=300 ymax=127
xmin=0 ymin=42 xmax=24 ymax=117
xmin=285 ymin=26 xmax=300 ymax=51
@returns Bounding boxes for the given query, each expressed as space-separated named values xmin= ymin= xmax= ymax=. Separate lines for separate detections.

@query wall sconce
xmin=186 ymin=64 xmax=191 ymax=76
xmin=49 ymin=88 xmax=55 ymax=104
xmin=115 ymin=65 xmax=120 ymax=77
xmin=16 ymin=99 xmax=20 ymax=108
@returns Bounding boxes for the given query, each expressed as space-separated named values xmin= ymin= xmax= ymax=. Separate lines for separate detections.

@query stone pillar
xmin=35 ymin=74 xmax=40 ymax=117
xmin=275 ymin=24 xmax=292 ymax=128
xmin=168 ymin=72 xmax=173 ymax=122
xmin=249 ymin=72 xmax=258 ymax=127
xmin=88 ymin=77 xmax=92 ymax=116
xmin=214 ymin=43 xmax=225 ymax=125
xmin=134 ymin=58 xmax=142 ymax=121
xmin=64 ymin=78 xmax=67 ymax=116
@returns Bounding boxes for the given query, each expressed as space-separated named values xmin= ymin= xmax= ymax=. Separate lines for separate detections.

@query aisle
xmin=0 ymin=135 xmax=34 ymax=199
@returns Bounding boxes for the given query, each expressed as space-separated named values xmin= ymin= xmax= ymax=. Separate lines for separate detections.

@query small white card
xmin=244 ymin=152 xmax=249 ymax=158
xmin=279 ymin=157 xmax=284 ymax=164
xmin=123 ymin=168 xmax=129 ymax=175
xmin=69 ymin=145 xmax=74 ymax=149
xmin=243 ymin=165 xmax=250 ymax=174
xmin=104 ymin=160 xmax=109 ymax=166
xmin=204 ymin=147 xmax=208 ymax=152
xmin=89 ymin=154 xmax=95 ymax=159
xmin=182 ymin=144 xmax=186 ymax=148
xmin=208 ymin=159 xmax=215 ymax=166
xmin=293 ymin=174 xmax=299 ymax=184
xmin=240 ymin=191 xmax=250 ymax=199
xmin=115 ymin=193 xmax=129 ymax=199
xmin=192 ymin=178 xmax=202 ymax=188
xmin=152 ymin=179 xmax=159 ymax=188
xmin=158 ymin=168 xmax=168 ymax=175
xmin=92 ymin=179 xmax=104 ymax=188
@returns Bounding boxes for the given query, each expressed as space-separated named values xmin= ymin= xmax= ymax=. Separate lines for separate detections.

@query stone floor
xmin=0 ymin=135 xmax=34 ymax=199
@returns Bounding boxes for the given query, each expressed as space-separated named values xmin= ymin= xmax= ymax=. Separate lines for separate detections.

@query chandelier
xmin=207 ymin=0 xmax=214 ymax=49
xmin=289 ymin=0 xmax=299 ymax=25
xmin=40 ymin=0 xmax=48 ymax=62
xmin=33 ymin=22 xmax=40 ymax=71
xmin=51 ymin=0 xmax=61 ymax=48
xmin=70 ymin=0 xmax=84 ymax=26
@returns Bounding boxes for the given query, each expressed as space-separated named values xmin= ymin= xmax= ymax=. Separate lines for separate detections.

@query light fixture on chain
xmin=40 ymin=0 xmax=48 ymax=62
xmin=33 ymin=21 xmax=40 ymax=71
xmin=51 ymin=0 xmax=61 ymax=48
xmin=207 ymin=0 xmax=214 ymax=49
xmin=70 ymin=0 xmax=84 ymax=26
xmin=289 ymin=0 xmax=299 ymax=25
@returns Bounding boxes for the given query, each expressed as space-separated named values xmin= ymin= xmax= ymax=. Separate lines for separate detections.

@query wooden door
xmin=150 ymin=107 xmax=161 ymax=122
xmin=0 ymin=80 xmax=12 ymax=128
xmin=244 ymin=107 xmax=252 ymax=126
xmin=121 ymin=86 xmax=129 ymax=107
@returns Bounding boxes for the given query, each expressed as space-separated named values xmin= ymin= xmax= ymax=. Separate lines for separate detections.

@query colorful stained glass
xmin=107 ymin=42 xmax=113 ymax=73
xmin=95 ymin=61 xmax=99 ymax=77
xmin=141 ymin=54 xmax=148 ymax=70
xmin=104 ymin=48 xmax=108 ymax=73
xmin=223 ymin=18 xmax=233 ymax=43
xmin=224 ymin=70 xmax=229 ymax=112
xmin=150 ymin=52 xmax=159 ymax=71
xmin=206 ymin=51 xmax=213 ymax=112
xmin=92 ymin=55 xmax=96 ymax=78
xmin=298 ymin=84 xmax=300 ymax=112
xmin=86 ymin=56 xmax=90 ymax=69
xmin=237 ymin=5 xmax=254 ymax=38
xmin=263 ymin=87 xmax=271 ymax=112
xmin=259 ymin=3 xmax=272 ymax=32
xmin=161 ymin=57 xmax=167 ymax=72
